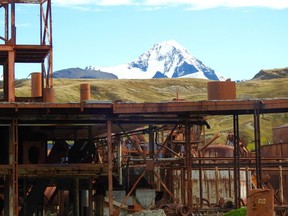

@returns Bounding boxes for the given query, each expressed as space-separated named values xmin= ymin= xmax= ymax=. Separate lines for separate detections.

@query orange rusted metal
xmin=80 ymin=83 xmax=91 ymax=102
xmin=207 ymin=81 xmax=236 ymax=100
xmin=247 ymin=189 xmax=274 ymax=216
xmin=273 ymin=124 xmax=288 ymax=144
xmin=31 ymin=72 xmax=42 ymax=97
xmin=43 ymin=87 xmax=55 ymax=102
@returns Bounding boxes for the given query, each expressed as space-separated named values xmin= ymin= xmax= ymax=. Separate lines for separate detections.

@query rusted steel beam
xmin=113 ymin=99 xmax=288 ymax=115
xmin=18 ymin=164 xmax=108 ymax=177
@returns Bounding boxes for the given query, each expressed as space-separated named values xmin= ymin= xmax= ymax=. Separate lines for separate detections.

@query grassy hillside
xmin=253 ymin=67 xmax=288 ymax=80
xmin=13 ymin=77 xmax=288 ymax=102
xmin=8 ymin=78 xmax=288 ymax=149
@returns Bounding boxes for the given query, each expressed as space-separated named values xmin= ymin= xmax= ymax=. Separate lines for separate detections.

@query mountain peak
xmin=93 ymin=40 xmax=224 ymax=80
xmin=155 ymin=40 xmax=186 ymax=51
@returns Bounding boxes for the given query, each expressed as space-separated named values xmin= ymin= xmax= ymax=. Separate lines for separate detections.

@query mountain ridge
xmin=93 ymin=40 xmax=225 ymax=80
xmin=252 ymin=67 xmax=288 ymax=80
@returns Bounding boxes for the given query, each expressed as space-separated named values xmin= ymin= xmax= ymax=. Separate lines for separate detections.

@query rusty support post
xmin=7 ymin=50 xmax=15 ymax=102
xmin=5 ymin=4 xmax=8 ymax=40
xmin=233 ymin=114 xmax=241 ymax=209
xmin=181 ymin=168 xmax=185 ymax=204
xmin=228 ymin=168 xmax=232 ymax=198
xmin=23 ymin=178 xmax=27 ymax=216
xmin=185 ymin=121 xmax=192 ymax=207
xmin=215 ymin=166 xmax=219 ymax=203
xmin=12 ymin=119 xmax=18 ymax=216
xmin=48 ymin=0 xmax=53 ymax=88
xmin=149 ymin=125 xmax=155 ymax=185
xmin=254 ymin=108 xmax=262 ymax=188
xmin=107 ymin=119 xmax=113 ymax=215
xmin=279 ymin=165 xmax=284 ymax=204
xmin=5 ymin=119 xmax=18 ymax=216
xmin=245 ymin=167 xmax=250 ymax=199
xmin=199 ymin=161 xmax=203 ymax=208
xmin=73 ymin=178 xmax=80 ymax=216
xmin=11 ymin=0 xmax=16 ymax=44
xmin=149 ymin=125 xmax=154 ymax=158
xmin=116 ymin=135 xmax=122 ymax=185
xmin=88 ymin=178 xmax=93 ymax=216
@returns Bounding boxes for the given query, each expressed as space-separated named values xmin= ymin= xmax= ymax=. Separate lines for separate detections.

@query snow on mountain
xmin=93 ymin=40 xmax=225 ymax=80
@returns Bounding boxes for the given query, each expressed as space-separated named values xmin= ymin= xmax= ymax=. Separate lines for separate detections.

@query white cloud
xmin=52 ymin=0 xmax=288 ymax=9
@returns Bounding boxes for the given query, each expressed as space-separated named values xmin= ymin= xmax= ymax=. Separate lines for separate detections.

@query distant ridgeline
xmin=53 ymin=67 xmax=118 ymax=79
xmin=253 ymin=67 xmax=288 ymax=80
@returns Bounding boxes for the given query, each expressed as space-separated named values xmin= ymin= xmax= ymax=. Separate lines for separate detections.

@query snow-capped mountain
xmin=93 ymin=40 xmax=225 ymax=80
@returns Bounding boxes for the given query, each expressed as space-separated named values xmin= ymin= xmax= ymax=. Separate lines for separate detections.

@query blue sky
xmin=4 ymin=0 xmax=288 ymax=80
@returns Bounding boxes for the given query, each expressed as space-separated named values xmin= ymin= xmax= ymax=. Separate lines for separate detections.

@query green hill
xmin=8 ymin=78 xmax=288 ymax=149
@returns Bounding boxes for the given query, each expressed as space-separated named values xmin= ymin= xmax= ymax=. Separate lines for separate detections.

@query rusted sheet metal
xmin=273 ymin=125 xmax=288 ymax=144
xmin=261 ymin=143 xmax=288 ymax=158
xmin=18 ymin=164 xmax=108 ymax=177
xmin=247 ymin=189 xmax=274 ymax=216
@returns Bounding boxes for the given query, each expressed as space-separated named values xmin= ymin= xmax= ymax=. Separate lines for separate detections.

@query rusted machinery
xmin=1 ymin=0 xmax=288 ymax=216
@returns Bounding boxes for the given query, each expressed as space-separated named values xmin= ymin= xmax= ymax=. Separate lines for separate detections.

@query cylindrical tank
xmin=31 ymin=72 xmax=42 ymax=97
xmin=203 ymin=144 xmax=234 ymax=157
xmin=261 ymin=143 xmax=288 ymax=202
xmin=273 ymin=124 xmax=288 ymax=144
xmin=80 ymin=83 xmax=90 ymax=103
xmin=207 ymin=81 xmax=236 ymax=100
xmin=43 ymin=88 xmax=55 ymax=102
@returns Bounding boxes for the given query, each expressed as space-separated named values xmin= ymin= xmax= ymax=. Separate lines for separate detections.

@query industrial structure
xmin=0 ymin=1 xmax=288 ymax=216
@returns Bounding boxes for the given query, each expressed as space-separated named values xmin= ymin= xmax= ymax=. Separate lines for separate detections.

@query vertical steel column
xmin=11 ymin=0 xmax=16 ymax=44
xmin=73 ymin=178 xmax=80 ymax=216
xmin=279 ymin=165 xmax=284 ymax=204
xmin=181 ymin=168 xmax=185 ymax=204
xmin=5 ymin=119 xmax=18 ymax=216
xmin=116 ymin=135 xmax=123 ymax=185
xmin=185 ymin=121 xmax=192 ymax=207
xmin=254 ymin=108 xmax=262 ymax=188
xmin=149 ymin=125 xmax=155 ymax=185
xmin=7 ymin=50 xmax=15 ymax=102
xmin=88 ymin=178 xmax=93 ymax=216
xmin=107 ymin=119 xmax=113 ymax=215
xmin=199 ymin=162 xmax=203 ymax=208
xmin=4 ymin=4 xmax=8 ymax=40
xmin=233 ymin=114 xmax=241 ymax=208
